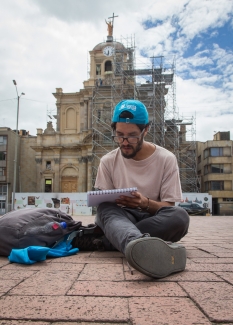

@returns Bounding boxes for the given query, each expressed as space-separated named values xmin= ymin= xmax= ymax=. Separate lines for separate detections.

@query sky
xmin=0 ymin=0 xmax=233 ymax=142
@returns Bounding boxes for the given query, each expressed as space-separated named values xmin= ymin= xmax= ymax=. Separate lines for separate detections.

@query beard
xmin=119 ymin=137 xmax=144 ymax=159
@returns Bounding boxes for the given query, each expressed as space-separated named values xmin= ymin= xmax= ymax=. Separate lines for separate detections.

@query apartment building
xmin=0 ymin=128 xmax=20 ymax=214
xmin=197 ymin=131 xmax=233 ymax=215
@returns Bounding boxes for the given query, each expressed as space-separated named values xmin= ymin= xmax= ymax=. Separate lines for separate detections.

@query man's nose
xmin=122 ymin=137 xmax=129 ymax=144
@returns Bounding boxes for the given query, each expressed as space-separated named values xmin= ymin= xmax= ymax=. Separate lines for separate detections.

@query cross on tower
xmin=108 ymin=12 xmax=118 ymax=29
xmin=106 ymin=13 xmax=118 ymax=37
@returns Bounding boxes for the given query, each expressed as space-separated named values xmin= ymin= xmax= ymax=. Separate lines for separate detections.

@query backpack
xmin=0 ymin=208 xmax=82 ymax=257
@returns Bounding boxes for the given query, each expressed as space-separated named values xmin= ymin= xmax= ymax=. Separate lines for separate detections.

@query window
xmin=0 ymin=152 xmax=6 ymax=160
xmin=204 ymin=165 xmax=208 ymax=175
xmin=204 ymin=149 xmax=209 ymax=159
xmin=105 ymin=60 xmax=112 ymax=72
xmin=46 ymin=161 xmax=51 ymax=170
xmin=0 ymin=185 xmax=7 ymax=195
xmin=204 ymin=164 xmax=224 ymax=174
xmin=198 ymin=155 xmax=201 ymax=164
xmin=210 ymin=147 xmax=223 ymax=156
xmin=211 ymin=164 xmax=224 ymax=173
xmin=0 ymin=167 xmax=6 ymax=176
xmin=223 ymin=198 xmax=233 ymax=202
xmin=45 ymin=179 xmax=52 ymax=192
xmin=0 ymin=136 xmax=7 ymax=144
xmin=0 ymin=201 xmax=6 ymax=209
xmin=96 ymin=64 xmax=101 ymax=75
xmin=204 ymin=181 xmax=224 ymax=191
xmin=210 ymin=181 xmax=224 ymax=190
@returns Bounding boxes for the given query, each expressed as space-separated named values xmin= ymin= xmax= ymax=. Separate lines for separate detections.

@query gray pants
xmin=95 ymin=202 xmax=190 ymax=254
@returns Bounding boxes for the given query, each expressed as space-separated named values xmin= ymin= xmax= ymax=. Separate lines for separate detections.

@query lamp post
xmin=12 ymin=80 xmax=25 ymax=210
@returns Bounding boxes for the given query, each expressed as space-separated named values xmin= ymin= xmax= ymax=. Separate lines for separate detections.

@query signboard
xmin=13 ymin=192 xmax=92 ymax=216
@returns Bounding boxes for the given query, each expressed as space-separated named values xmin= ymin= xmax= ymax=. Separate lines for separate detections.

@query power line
xmin=0 ymin=97 xmax=55 ymax=104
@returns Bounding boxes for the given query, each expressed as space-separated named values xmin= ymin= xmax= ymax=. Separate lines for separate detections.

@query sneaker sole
xmin=125 ymin=237 xmax=186 ymax=278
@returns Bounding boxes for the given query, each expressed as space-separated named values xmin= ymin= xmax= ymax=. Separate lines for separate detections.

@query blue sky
xmin=0 ymin=0 xmax=232 ymax=141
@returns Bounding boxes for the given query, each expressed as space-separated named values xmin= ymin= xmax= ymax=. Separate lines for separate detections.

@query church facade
xmin=20 ymin=27 xmax=127 ymax=194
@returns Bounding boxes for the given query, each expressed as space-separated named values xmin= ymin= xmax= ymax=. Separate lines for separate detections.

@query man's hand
xmin=115 ymin=191 xmax=148 ymax=209
xmin=115 ymin=190 xmax=175 ymax=213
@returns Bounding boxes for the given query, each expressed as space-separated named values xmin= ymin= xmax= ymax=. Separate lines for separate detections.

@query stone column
xmin=51 ymin=147 xmax=62 ymax=192
xmin=35 ymin=158 xmax=42 ymax=192
xmin=88 ymin=100 xmax=92 ymax=129
xmin=53 ymin=158 xmax=60 ymax=192
xmin=78 ymin=156 xmax=87 ymax=192
xmin=84 ymin=101 xmax=88 ymax=130
xmin=87 ymin=155 xmax=93 ymax=191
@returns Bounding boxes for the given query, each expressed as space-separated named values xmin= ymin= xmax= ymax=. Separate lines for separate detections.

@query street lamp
xmin=12 ymin=80 xmax=25 ymax=210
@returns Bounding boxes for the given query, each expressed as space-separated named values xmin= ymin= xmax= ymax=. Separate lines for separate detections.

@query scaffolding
xmin=91 ymin=36 xmax=198 ymax=192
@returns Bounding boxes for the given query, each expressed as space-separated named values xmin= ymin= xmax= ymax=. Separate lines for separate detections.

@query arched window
xmin=66 ymin=107 xmax=76 ymax=129
xmin=105 ymin=60 xmax=112 ymax=72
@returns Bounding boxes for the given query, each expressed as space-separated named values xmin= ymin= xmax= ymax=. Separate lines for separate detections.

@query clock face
xmin=103 ymin=46 xmax=114 ymax=57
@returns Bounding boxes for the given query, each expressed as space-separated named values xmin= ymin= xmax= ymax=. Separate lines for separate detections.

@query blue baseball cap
xmin=112 ymin=99 xmax=149 ymax=124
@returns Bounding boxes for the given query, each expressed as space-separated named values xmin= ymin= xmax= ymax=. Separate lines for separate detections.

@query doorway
xmin=61 ymin=177 xmax=77 ymax=193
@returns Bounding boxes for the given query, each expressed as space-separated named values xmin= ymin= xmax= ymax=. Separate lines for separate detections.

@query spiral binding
xmin=87 ymin=187 xmax=138 ymax=195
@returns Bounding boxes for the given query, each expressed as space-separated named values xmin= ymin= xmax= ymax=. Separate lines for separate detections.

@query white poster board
xmin=176 ymin=193 xmax=212 ymax=213
xmin=14 ymin=192 xmax=92 ymax=216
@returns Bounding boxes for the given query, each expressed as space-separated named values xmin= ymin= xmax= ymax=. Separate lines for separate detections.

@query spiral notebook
xmin=87 ymin=187 xmax=138 ymax=207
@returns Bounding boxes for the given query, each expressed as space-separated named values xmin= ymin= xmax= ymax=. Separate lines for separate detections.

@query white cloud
xmin=0 ymin=0 xmax=233 ymax=141
xmin=178 ymin=0 xmax=233 ymax=40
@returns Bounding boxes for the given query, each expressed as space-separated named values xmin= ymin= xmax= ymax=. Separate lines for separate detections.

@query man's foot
xmin=72 ymin=224 xmax=105 ymax=251
xmin=125 ymin=237 xmax=186 ymax=278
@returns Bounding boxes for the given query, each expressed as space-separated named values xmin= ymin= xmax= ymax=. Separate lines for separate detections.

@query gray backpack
xmin=0 ymin=208 xmax=82 ymax=256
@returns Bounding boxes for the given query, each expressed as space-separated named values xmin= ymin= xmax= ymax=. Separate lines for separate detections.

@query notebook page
xmin=87 ymin=187 xmax=138 ymax=207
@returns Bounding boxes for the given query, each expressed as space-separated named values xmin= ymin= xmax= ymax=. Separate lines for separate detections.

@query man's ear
xmin=144 ymin=124 xmax=150 ymax=136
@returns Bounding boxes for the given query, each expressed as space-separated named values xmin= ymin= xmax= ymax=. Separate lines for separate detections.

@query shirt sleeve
xmin=94 ymin=159 xmax=115 ymax=190
xmin=159 ymin=155 xmax=182 ymax=202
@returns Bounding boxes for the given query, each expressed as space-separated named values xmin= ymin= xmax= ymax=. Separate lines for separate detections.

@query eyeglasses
xmin=112 ymin=129 xmax=145 ymax=144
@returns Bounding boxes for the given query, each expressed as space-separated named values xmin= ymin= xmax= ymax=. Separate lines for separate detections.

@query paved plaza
xmin=0 ymin=215 xmax=233 ymax=325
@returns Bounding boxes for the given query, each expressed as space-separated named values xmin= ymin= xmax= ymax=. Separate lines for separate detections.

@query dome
xmin=93 ymin=41 xmax=126 ymax=51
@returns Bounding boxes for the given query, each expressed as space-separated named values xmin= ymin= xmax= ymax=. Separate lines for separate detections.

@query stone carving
xmin=87 ymin=155 xmax=94 ymax=162
xmin=43 ymin=121 xmax=56 ymax=134
xmin=78 ymin=156 xmax=88 ymax=163
xmin=105 ymin=20 xmax=113 ymax=36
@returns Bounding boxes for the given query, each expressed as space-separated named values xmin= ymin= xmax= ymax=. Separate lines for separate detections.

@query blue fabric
xmin=47 ymin=240 xmax=78 ymax=257
xmin=8 ymin=246 xmax=50 ymax=264
xmin=8 ymin=233 xmax=79 ymax=264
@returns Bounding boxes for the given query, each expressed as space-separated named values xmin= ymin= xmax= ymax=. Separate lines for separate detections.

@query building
xmin=0 ymin=128 xmax=33 ymax=214
xmin=197 ymin=131 xmax=233 ymax=215
xmin=4 ymin=18 xmax=201 ymax=213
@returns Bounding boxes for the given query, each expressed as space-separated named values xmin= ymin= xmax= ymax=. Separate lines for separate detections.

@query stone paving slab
xmin=0 ymin=257 xmax=10 ymax=267
xmin=179 ymin=282 xmax=233 ymax=322
xmin=0 ymin=321 xmax=50 ymax=325
xmin=8 ymin=271 xmax=80 ymax=296
xmin=186 ymin=263 xmax=233 ymax=272
xmin=214 ymin=271 xmax=233 ymax=285
xmin=186 ymin=249 xmax=216 ymax=258
xmin=191 ymin=257 xmax=233 ymax=264
xmin=0 ymin=215 xmax=232 ymax=325
xmin=68 ymin=280 xmax=187 ymax=297
xmin=129 ymin=297 xmax=212 ymax=325
xmin=0 ymin=320 xmax=131 ymax=325
xmin=0 ymin=296 xmax=129 ymax=322
xmin=50 ymin=254 xmax=123 ymax=264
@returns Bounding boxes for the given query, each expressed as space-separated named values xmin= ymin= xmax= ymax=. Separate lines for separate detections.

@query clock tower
xmin=84 ymin=39 xmax=128 ymax=88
